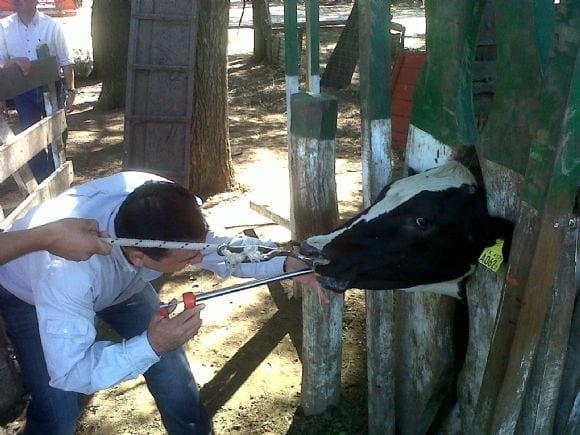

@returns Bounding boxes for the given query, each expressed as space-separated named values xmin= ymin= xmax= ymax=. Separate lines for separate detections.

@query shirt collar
xmin=18 ymin=11 xmax=39 ymax=27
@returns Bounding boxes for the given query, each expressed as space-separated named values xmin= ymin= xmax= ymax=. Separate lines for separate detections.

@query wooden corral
xmin=0 ymin=57 xmax=74 ymax=420
xmin=257 ymin=0 xmax=580 ymax=433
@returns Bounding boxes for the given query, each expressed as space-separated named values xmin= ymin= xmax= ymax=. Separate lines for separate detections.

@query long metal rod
xmin=160 ymin=269 xmax=313 ymax=308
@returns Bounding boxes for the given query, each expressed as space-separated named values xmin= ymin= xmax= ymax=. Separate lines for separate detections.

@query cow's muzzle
xmin=299 ymin=241 xmax=330 ymax=266
xmin=300 ymin=241 xmax=350 ymax=292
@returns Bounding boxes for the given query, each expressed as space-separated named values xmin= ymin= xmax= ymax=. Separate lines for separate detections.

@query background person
xmin=0 ymin=0 xmax=76 ymax=182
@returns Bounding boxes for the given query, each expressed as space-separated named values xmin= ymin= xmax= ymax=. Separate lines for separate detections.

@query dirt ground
xmin=1 ymin=2 xmax=424 ymax=434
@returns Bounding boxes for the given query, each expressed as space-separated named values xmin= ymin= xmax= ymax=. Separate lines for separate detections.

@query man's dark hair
xmin=115 ymin=181 xmax=207 ymax=260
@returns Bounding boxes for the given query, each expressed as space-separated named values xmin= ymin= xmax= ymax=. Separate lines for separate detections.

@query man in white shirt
xmin=0 ymin=171 xmax=308 ymax=434
xmin=0 ymin=0 xmax=75 ymax=182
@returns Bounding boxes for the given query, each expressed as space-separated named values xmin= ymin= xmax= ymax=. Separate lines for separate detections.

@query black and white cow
xmin=300 ymin=161 xmax=513 ymax=298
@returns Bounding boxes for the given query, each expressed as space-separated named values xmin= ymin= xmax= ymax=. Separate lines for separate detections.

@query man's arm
xmin=53 ymin=21 xmax=75 ymax=112
xmin=33 ymin=270 xmax=205 ymax=394
xmin=33 ymin=272 xmax=160 ymax=394
xmin=62 ymin=64 xmax=75 ymax=112
xmin=200 ymin=230 xmax=287 ymax=278
xmin=0 ymin=218 xmax=112 ymax=264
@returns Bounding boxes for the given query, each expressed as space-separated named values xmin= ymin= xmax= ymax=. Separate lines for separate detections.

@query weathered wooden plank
xmin=553 ymin=266 xmax=580 ymax=433
xmin=480 ymin=1 xmax=547 ymax=175
xmin=517 ymin=224 xmax=577 ymax=433
xmin=0 ymin=57 xmax=59 ymax=101
xmin=12 ymin=164 xmax=39 ymax=195
xmin=1 ymin=161 xmax=74 ymax=231
xmin=124 ymin=0 xmax=199 ymax=189
xmin=0 ymin=110 xmax=67 ymax=184
xmin=491 ymin=207 xmax=575 ymax=432
xmin=249 ymin=201 xmax=290 ymax=229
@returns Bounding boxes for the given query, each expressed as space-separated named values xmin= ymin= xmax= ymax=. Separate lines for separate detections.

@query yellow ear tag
xmin=478 ymin=239 xmax=504 ymax=272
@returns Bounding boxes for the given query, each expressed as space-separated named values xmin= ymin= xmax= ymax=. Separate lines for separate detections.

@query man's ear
xmin=125 ymin=248 xmax=146 ymax=267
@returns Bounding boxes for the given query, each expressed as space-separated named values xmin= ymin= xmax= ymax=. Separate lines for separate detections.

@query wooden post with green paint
xmin=397 ymin=1 xmax=484 ymax=432
xmin=305 ymin=0 xmax=320 ymax=93
xmin=284 ymin=0 xmax=300 ymax=131
xmin=358 ymin=0 xmax=394 ymax=433
xmin=289 ymin=92 xmax=342 ymax=416
xmin=472 ymin=3 xmax=580 ymax=430
xmin=457 ymin=0 xmax=550 ymax=430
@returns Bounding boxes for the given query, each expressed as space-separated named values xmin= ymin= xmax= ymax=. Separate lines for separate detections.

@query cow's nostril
xmin=299 ymin=241 xmax=320 ymax=256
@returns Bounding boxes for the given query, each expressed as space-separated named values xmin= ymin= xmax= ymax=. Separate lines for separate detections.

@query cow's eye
xmin=415 ymin=217 xmax=431 ymax=229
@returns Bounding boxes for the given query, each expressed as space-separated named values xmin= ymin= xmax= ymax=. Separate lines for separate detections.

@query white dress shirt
xmin=0 ymin=172 xmax=285 ymax=394
xmin=0 ymin=11 xmax=74 ymax=66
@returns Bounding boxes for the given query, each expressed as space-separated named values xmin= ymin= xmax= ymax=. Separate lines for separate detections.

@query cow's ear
xmin=475 ymin=216 xmax=514 ymax=256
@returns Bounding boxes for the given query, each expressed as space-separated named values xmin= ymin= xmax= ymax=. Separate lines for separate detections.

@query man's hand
xmin=41 ymin=218 xmax=112 ymax=261
xmin=284 ymin=257 xmax=337 ymax=304
xmin=12 ymin=57 xmax=31 ymax=76
xmin=65 ymin=89 xmax=76 ymax=113
xmin=147 ymin=304 xmax=205 ymax=354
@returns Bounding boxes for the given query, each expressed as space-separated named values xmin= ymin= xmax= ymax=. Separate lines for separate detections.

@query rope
xmin=100 ymin=237 xmax=219 ymax=251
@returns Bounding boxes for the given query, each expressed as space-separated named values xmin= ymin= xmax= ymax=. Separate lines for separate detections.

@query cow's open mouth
xmin=299 ymin=241 xmax=331 ymax=267
xmin=316 ymin=276 xmax=350 ymax=293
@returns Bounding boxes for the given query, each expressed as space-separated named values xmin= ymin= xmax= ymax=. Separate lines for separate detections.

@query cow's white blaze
xmin=306 ymin=161 xmax=477 ymax=250
xmin=406 ymin=124 xmax=457 ymax=173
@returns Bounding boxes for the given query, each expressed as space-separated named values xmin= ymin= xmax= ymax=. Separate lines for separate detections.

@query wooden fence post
xmin=471 ymin=3 xmax=580 ymax=431
xmin=458 ymin=0 xmax=547 ymax=429
xmin=358 ymin=0 xmax=394 ymax=433
xmin=289 ymin=92 xmax=341 ymax=415
xmin=398 ymin=1 xmax=484 ymax=432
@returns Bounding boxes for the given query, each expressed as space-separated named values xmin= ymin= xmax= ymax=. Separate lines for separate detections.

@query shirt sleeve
xmin=52 ymin=22 xmax=74 ymax=66
xmin=199 ymin=228 xmax=286 ymax=279
xmin=32 ymin=258 xmax=159 ymax=395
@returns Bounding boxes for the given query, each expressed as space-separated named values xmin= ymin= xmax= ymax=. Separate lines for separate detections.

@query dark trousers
xmin=0 ymin=283 xmax=212 ymax=435
xmin=13 ymin=81 xmax=65 ymax=184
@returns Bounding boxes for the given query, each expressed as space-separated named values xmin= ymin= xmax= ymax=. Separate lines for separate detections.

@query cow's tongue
xmin=316 ymin=276 xmax=349 ymax=293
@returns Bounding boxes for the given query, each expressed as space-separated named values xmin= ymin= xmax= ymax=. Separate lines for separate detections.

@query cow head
xmin=300 ymin=161 xmax=513 ymax=298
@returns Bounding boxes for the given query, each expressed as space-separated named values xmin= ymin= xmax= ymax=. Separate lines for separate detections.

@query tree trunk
xmin=253 ymin=0 xmax=273 ymax=62
xmin=189 ymin=0 xmax=234 ymax=197
xmin=320 ymin=1 xmax=358 ymax=90
xmin=91 ymin=0 xmax=131 ymax=109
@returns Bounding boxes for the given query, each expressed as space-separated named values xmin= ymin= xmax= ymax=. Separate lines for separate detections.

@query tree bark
xmin=253 ymin=0 xmax=273 ymax=62
xmin=91 ymin=0 xmax=131 ymax=109
xmin=189 ymin=0 xmax=234 ymax=197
